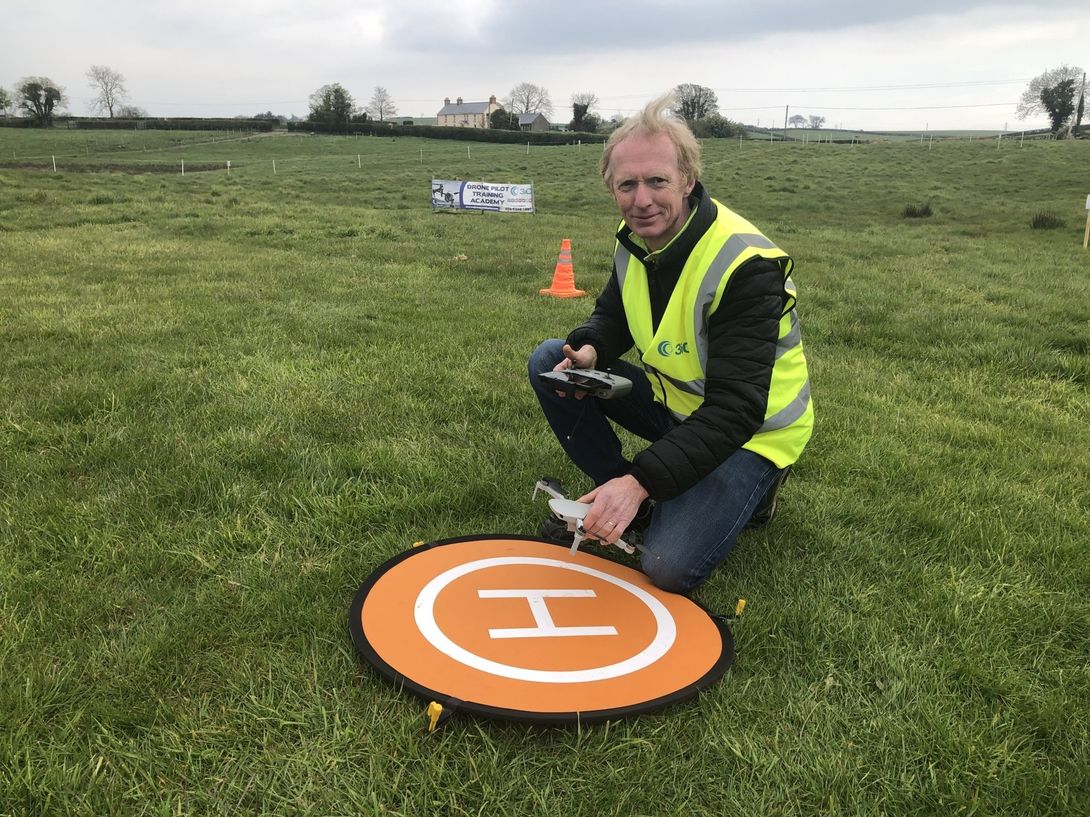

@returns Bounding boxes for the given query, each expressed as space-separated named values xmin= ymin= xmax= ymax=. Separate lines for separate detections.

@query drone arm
xmin=533 ymin=479 xmax=566 ymax=501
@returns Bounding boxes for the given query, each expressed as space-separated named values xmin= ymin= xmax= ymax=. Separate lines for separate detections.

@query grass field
xmin=1 ymin=129 xmax=1088 ymax=816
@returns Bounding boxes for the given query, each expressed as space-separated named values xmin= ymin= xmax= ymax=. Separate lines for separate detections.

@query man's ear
xmin=684 ymin=177 xmax=696 ymax=196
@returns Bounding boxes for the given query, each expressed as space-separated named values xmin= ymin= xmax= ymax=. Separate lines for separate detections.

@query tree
xmin=571 ymin=103 xmax=589 ymax=131
xmin=86 ymin=65 xmax=128 ymax=118
xmin=308 ymin=83 xmax=356 ymax=131
xmin=16 ymin=77 xmax=65 ymax=126
xmin=489 ymin=109 xmax=519 ymax=130
xmin=0 ymin=87 xmax=11 ymax=116
xmin=1041 ymin=79 xmax=1076 ymax=137
xmin=505 ymin=82 xmax=552 ymax=117
xmin=116 ymin=105 xmax=147 ymax=118
xmin=788 ymin=114 xmax=807 ymax=128
xmin=689 ymin=114 xmax=744 ymax=139
xmin=366 ymin=86 xmax=397 ymax=121
xmin=1017 ymin=65 xmax=1085 ymax=126
xmin=673 ymin=84 xmax=718 ymax=121
xmin=581 ymin=113 xmax=604 ymax=134
xmin=571 ymin=92 xmax=598 ymax=110
xmin=570 ymin=91 xmax=599 ymax=131
xmin=808 ymin=114 xmax=826 ymax=129
xmin=605 ymin=113 xmax=627 ymax=133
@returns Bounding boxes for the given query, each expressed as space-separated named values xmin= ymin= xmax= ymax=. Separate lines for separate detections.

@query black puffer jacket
xmin=566 ymin=183 xmax=790 ymax=501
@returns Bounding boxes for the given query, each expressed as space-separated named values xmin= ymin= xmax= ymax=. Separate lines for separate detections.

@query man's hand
xmin=551 ymin=343 xmax=598 ymax=399
xmin=578 ymin=475 xmax=649 ymax=545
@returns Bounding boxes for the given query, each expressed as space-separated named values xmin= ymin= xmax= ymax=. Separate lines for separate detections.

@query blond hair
xmin=599 ymin=94 xmax=702 ymax=187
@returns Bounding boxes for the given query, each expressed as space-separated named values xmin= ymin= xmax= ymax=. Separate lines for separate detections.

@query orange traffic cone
xmin=540 ymin=239 xmax=585 ymax=298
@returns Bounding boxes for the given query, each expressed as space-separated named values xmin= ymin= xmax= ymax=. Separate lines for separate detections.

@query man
xmin=528 ymin=95 xmax=813 ymax=594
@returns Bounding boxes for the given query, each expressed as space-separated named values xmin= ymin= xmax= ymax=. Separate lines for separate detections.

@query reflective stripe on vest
xmin=759 ymin=377 xmax=810 ymax=432
xmin=777 ymin=306 xmax=801 ymax=360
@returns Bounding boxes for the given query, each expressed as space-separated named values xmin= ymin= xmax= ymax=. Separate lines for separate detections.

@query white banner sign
xmin=431 ymin=179 xmax=535 ymax=213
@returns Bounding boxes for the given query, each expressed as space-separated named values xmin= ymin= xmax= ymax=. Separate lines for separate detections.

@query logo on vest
xmin=656 ymin=340 xmax=690 ymax=357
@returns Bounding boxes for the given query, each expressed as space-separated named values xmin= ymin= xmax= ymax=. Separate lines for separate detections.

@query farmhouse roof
xmin=518 ymin=113 xmax=547 ymax=125
xmin=438 ymin=95 xmax=500 ymax=116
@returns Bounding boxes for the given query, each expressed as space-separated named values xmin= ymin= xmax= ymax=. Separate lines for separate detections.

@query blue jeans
xmin=528 ymin=338 xmax=783 ymax=594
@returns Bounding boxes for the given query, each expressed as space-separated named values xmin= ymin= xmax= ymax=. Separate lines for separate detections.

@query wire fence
xmin=0 ymin=132 xmax=606 ymax=174
xmin=0 ymin=127 xmax=1070 ymax=178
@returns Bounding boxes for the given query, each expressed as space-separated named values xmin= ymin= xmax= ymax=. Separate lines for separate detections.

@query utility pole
xmin=1073 ymin=72 xmax=1086 ymax=138
xmin=783 ymin=105 xmax=789 ymax=143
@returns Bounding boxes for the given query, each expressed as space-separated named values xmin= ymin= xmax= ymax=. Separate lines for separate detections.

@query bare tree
xmin=0 ymin=87 xmax=11 ymax=116
xmin=505 ymin=82 xmax=552 ymax=117
xmin=16 ymin=77 xmax=65 ymax=126
xmin=673 ymin=84 xmax=718 ymax=121
xmin=1017 ymin=65 xmax=1085 ymax=125
xmin=571 ymin=92 xmax=598 ymax=111
xmin=86 ymin=65 xmax=128 ymax=118
xmin=808 ymin=114 xmax=826 ymax=129
xmin=366 ymin=86 xmax=397 ymax=121
xmin=788 ymin=114 xmax=807 ymax=128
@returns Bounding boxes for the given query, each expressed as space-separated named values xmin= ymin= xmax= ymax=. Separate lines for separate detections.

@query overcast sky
xmin=4 ymin=1 xmax=1088 ymax=131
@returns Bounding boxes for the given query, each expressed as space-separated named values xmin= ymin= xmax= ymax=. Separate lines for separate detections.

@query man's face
xmin=607 ymin=133 xmax=695 ymax=252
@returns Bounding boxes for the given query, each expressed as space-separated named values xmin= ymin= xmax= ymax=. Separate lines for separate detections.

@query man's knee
xmin=528 ymin=338 xmax=565 ymax=379
xmin=640 ymin=553 xmax=703 ymax=595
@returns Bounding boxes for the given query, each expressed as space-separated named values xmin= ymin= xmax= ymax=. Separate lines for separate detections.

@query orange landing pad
xmin=349 ymin=536 xmax=732 ymax=723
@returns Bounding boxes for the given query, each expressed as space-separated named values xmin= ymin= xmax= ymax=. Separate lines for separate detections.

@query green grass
xmin=1 ymin=130 xmax=1088 ymax=816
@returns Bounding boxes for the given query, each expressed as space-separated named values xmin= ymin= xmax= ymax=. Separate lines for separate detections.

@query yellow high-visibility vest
xmin=616 ymin=201 xmax=813 ymax=467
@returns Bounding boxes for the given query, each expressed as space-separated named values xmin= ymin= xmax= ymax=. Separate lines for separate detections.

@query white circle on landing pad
xmin=414 ymin=556 xmax=677 ymax=683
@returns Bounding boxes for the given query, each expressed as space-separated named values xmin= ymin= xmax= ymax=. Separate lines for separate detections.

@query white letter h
xmin=479 ymin=589 xmax=618 ymax=639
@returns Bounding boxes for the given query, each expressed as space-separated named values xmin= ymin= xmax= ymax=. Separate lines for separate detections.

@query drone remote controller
xmin=537 ymin=368 xmax=633 ymax=399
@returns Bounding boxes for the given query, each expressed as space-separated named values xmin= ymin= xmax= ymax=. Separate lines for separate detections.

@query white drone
xmin=533 ymin=478 xmax=642 ymax=556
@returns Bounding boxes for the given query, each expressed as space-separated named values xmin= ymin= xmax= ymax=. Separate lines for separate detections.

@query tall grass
xmin=1 ymin=131 xmax=1088 ymax=816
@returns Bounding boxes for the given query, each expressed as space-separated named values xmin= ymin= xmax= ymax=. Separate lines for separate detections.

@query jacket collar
xmin=615 ymin=181 xmax=716 ymax=271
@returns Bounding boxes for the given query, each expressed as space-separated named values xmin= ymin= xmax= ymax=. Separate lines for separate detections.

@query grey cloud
xmin=387 ymin=0 xmax=1080 ymax=55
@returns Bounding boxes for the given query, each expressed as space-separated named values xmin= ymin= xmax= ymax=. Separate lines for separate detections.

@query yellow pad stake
xmin=735 ymin=599 xmax=747 ymax=618
xmin=426 ymin=702 xmax=443 ymax=732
